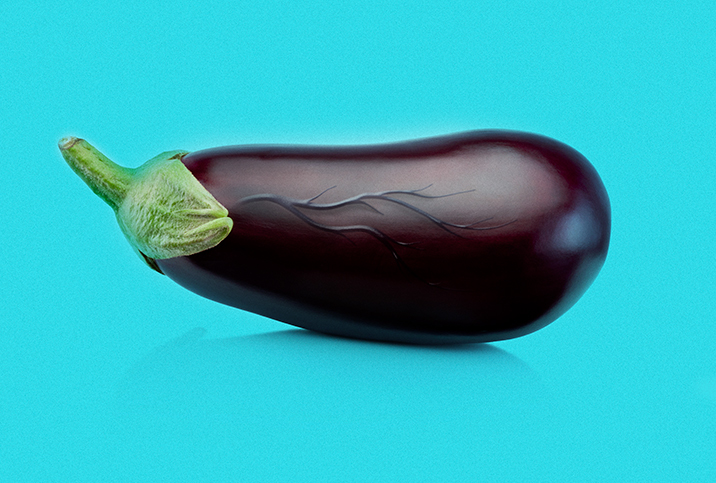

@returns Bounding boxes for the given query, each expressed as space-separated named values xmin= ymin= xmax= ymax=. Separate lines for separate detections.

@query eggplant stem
xmin=59 ymin=137 xmax=133 ymax=210
xmin=59 ymin=138 xmax=233 ymax=271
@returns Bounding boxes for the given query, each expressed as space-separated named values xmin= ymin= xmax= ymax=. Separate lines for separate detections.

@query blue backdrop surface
xmin=2 ymin=1 xmax=715 ymax=481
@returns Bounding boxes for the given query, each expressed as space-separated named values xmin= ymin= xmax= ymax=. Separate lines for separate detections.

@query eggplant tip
xmin=58 ymin=136 xmax=79 ymax=150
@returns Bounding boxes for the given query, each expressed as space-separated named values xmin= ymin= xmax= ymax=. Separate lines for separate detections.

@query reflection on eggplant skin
xmin=115 ymin=327 xmax=548 ymax=419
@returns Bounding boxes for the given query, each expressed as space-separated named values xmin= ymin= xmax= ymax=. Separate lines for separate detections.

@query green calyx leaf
xmin=59 ymin=137 xmax=234 ymax=271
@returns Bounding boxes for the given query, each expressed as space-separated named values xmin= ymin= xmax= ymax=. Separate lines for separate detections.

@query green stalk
xmin=59 ymin=137 xmax=234 ymax=273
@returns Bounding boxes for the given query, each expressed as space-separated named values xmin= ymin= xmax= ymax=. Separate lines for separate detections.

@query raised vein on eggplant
xmin=236 ymin=186 xmax=516 ymax=289
xmin=58 ymin=137 xmax=233 ymax=273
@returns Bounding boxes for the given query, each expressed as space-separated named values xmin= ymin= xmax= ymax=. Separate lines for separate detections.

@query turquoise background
xmin=2 ymin=1 xmax=715 ymax=481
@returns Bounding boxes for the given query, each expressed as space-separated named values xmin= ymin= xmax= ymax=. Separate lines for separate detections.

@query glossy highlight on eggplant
xmin=60 ymin=130 xmax=610 ymax=344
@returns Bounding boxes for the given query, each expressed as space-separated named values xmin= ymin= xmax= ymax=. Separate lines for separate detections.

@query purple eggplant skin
xmin=155 ymin=130 xmax=610 ymax=344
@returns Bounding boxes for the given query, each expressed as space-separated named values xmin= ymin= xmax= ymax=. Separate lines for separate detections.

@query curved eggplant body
xmin=155 ymin=130 xmax=610 ymax=344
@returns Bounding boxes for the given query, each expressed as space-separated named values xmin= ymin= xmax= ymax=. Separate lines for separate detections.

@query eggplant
xmin=59 ymin=130 xmax=610 ymax=344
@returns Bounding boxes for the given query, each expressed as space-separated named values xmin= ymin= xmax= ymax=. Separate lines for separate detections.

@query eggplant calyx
xmin=59 ymin=137 xmax=233 ymax=272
